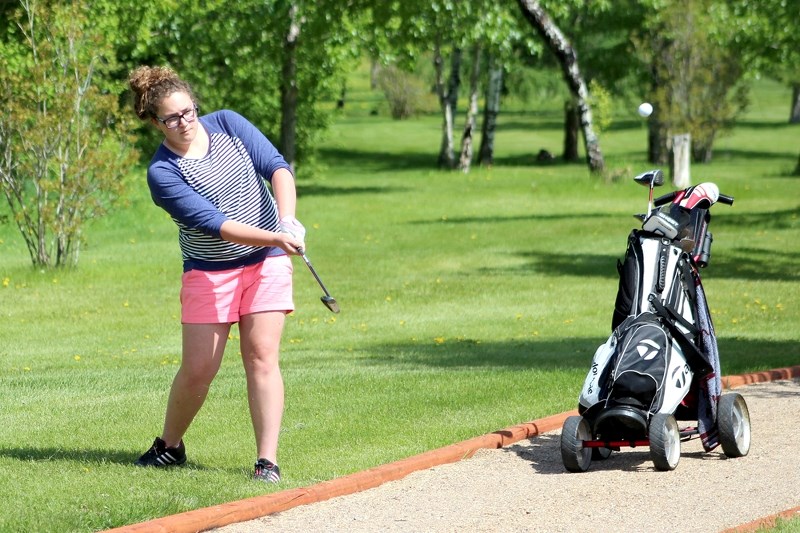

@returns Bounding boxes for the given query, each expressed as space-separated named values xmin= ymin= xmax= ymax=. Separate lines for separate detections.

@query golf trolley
xmin=561 ymin=169 xmax=752 ymax=472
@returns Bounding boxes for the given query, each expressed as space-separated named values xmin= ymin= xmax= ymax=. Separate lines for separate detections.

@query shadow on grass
xmin=488 ymin=246 xmax=800 ymax=282
xmin=707 ymin=247 xmax=800 ymax=281
xmin=357 ymin=338 xmax=600 ymax=370
xmin=317 ymin=147 xmax=435 ymax=171
xmin=0 ymin=447 xmax=233 ymax=473
xmin=483 ymin=251 xmax=620 ymax=279
xmin=712 ymin=207 xmax=800 ymax=231
xmin=357 ymin=337 xmax=799 ymax=372
xmin=0 ymin=446 xmax=138 ymax=465
xmin=297 ymin=182 xmax=408 ymax=197
xmin=317 ymin=146 xmax=591 ymax=172
xmin=408 ymin=211 xmax=620 ymax=225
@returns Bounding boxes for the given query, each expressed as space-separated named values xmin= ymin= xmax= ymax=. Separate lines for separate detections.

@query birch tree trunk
xmin=516 ymin=0 xmax=604 ymax=174
xmin=434 ymin=42 xmax=461 ymax=169
xmin=458 ymin=46 xmax=481 ymax=173
xmin=478 ymin=55 xmax=503 ymax=167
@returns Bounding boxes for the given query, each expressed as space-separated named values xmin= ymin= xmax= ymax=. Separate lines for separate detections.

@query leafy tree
xmin=516 ymin=0 xmax=605 ymax=174
xmin=728 ymin=0 xmax=800 ymax=124
xmin=635 ymin=1 xmax=749 ymax=164
xmin=143 ymin=0 xmax=360 ymax=173
xmin=0 ymin=0 xmax=138 ymax=267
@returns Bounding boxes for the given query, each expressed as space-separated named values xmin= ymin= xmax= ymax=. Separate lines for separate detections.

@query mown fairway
xmin=0 ymin=77 xmax=797 ymax=531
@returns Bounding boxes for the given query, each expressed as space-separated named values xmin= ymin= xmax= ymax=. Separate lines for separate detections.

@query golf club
xmin=634 ymin=169 xmax=664 ymax=217
xmin=297 ymin=248 xmax=340 ymax=313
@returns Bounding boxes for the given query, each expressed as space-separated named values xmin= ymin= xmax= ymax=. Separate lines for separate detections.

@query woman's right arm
xmin=219 ymin=220 xmax=304 ymax=255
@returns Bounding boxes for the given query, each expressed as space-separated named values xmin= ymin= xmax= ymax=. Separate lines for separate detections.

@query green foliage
xmin=136 ymin=0 xmax=361 ymax=172
xmin=588 ymin=79 xmax=613 ymax=133
xmin=0 ymin=0 xmax=138 ymax=268
xmin=376 ymin=66 xmax=425 ymax=119
xmin=636 ymin=0 xmax=750 ymax=163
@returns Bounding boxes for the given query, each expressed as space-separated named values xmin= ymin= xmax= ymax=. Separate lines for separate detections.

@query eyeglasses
xmin=156 ymin=105 xmax=198 ymax=129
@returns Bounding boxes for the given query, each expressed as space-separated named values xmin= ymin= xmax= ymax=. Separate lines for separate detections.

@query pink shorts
xmin=180 ymin=255 xmax=294 ymax=324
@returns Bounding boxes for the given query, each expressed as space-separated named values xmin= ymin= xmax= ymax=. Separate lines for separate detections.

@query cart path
xmin=216 ymin=379 xmax=800 ymax=533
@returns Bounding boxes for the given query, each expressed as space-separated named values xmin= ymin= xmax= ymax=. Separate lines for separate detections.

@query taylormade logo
xmin=636 ymin=339 xmax=661 ymax=360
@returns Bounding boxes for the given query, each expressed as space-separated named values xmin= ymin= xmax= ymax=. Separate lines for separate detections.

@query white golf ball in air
xmin=638 ymin=102 xmax=653 ymax=117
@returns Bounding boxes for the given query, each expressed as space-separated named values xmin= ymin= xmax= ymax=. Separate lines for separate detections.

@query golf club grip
xmin=717 ymin=194 xmax=734 ymax=206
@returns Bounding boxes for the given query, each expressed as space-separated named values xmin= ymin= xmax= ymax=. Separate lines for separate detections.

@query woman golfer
xmin=129 ymin=66 xmax=304 ymax=483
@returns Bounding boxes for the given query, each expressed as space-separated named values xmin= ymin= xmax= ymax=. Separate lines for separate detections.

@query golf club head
xmin=321 ymin=295 xmax=340 ymax=314
xmin=634 ymin=169 xmax=665 ymax=187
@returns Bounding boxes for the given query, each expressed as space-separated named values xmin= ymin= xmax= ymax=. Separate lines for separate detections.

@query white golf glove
xmin=280 ymin=215 xmax=306 ymax=248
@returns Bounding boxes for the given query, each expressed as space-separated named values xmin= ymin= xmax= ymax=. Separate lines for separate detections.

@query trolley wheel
xmin=592 ymin=446 xmax=613 ymax=460
xmin=560 ymin=415 xmax=592 ymax=472
xmin=649 ymin=413 xmax=680 ymax=471
xmin=718 ymin=392 xmax=751 ymax=458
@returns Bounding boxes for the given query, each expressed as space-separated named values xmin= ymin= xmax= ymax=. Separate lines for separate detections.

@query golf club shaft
xmin=300 ymin=252 xmax=333 ymax=298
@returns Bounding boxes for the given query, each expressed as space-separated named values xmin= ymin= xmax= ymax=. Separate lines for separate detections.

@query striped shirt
xmin=147 ymin=110 xmax=292 ymax=272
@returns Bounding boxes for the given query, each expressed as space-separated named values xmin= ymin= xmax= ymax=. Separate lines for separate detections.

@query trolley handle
xmin=653 ymin=191 xmax=678 ymax=207
xmin=717 ymin=194 xmax=734 ymax=206
xmin=653 ymin=191 xmax=735 ymax=207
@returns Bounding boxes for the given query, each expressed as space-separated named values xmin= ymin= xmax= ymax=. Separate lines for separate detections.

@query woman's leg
xmin=161 ymin=322 xmax=231 ymax=447
xmin=238 ymin=311 xmax=285 ymax=463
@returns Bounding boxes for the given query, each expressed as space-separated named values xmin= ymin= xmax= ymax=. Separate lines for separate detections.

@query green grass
xmin=1 ymin=75 xmax=798 ymax=531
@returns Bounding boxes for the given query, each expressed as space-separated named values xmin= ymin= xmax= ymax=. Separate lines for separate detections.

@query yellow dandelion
xmin=123 ymin=301 xmax=129 ymax=307
xmin=434 ymin=337 xmax=445 ymax=345
xmin=73 ymin=355 xmax=81 ymax=361
xmin=313 ymin=223 xmax=320 ymax=229
xmin=385 ymin=296 xmax=392 ymax=302
xmin=2 ymin=277 xmax=9 ymax=288
xmin=399 ymin=320 xmax=406 ymax=326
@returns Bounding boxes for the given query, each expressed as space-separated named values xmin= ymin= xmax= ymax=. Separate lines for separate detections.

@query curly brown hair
xmin=129 ymin=66 xmax=196 ymax=120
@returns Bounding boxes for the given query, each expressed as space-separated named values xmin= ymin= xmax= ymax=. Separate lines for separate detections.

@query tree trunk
xmin=458 ymin=46 xmax=481 ymax=173
xmin=279 ymin=3 xmax=301 ymax=170
xmin=478 ymin=55 xmax=503 ymax=166
xmin=435 ymin=42 xmax=461 ymax=169
xmin=671 ymin=133 xmax=691 ymax=187
xmin=790 ymin=83 xmax=800 ymax=124
xmin=647 ymin=56 xmax=670 ymax=165
xmin=516 ymin=0 xmax=604 ymax=174
xmin=370 ymin=57 xmax=380 ymax=90
xmin=563 ymin=100 xmax=579 ymax=162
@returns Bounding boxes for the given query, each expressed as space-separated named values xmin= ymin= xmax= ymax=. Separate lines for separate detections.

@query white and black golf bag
xmin=577 ymin=179 xmax=725 ymax=449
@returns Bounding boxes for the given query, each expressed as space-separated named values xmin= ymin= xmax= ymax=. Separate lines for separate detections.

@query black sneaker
xmin=135 ymin=437 xmax=186 ymax=467
xmin=254 ymin=458 xmax=281 ymax=483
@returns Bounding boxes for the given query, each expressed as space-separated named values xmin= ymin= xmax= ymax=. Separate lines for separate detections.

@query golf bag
xmin=578 ymin=180 xmax=726 ymax=451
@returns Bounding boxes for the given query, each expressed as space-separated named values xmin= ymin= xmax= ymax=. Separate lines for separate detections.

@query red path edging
xmin=720 ymin=505 xmax=800 ymax=532
xmin=106 ymin=365 xmax=800 ymax=533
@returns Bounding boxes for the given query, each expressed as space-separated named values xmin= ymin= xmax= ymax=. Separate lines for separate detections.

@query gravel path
xmin=216 ymin=379 xmax=800 ymax=533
